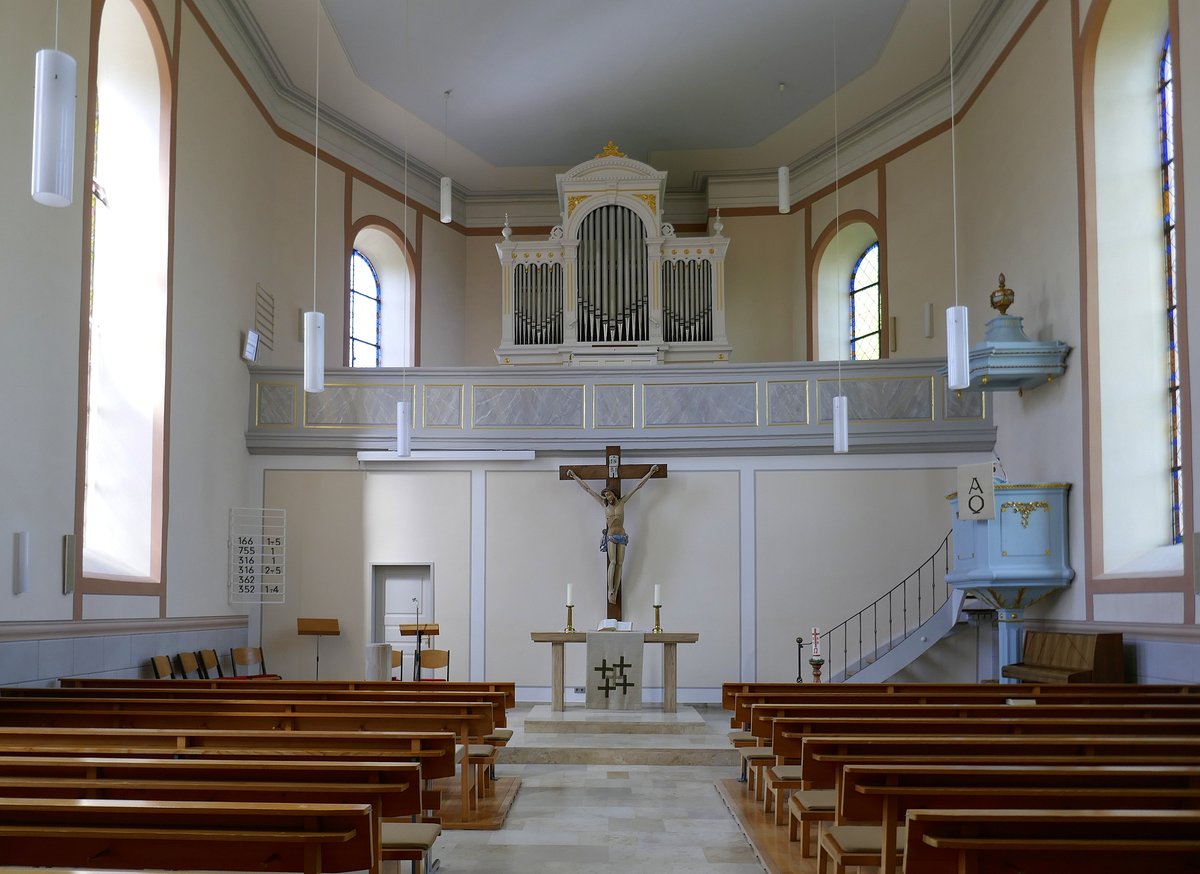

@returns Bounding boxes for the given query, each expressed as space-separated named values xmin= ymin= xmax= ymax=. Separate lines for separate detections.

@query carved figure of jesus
xmin=567 ymin=464 xmax=660 ymax=604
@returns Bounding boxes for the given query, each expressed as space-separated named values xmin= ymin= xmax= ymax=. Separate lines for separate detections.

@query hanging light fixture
xmin=777 ymin=165 xmax=790 ymax=214
xmin=439 ymin=89 xmax=452 ymax=224
xmin=831 ymin=11 xmax=848 ymax=454
xmin=303 ymin=0 xmax=325 ymax=394
xmin=394 ymin=0 xmax=412 ymax=457
xmin=396 ymin=400 xmax=411 ymax=456
xmin=31 ymin=0 xmax=76 ymax=207
xmin=944 ymin=0 xmax=970 ymax=390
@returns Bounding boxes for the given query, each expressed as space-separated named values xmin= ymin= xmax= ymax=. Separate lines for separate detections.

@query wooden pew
xmin=12 ymin=684 xmax=512 ymax=728
xmin=750 ymin=712 xmax=1200 ymax=805
xmin=60 ymin=677 xmax=518 ymax=708
xmin=0 ymin=702 xmax=495 ymax=808
xmin=720 ymin=681 xmax=1200 ymax=713
xmin=0 ymin=725 xmax=456 ymax=820
xmin=902 ymin=808 xmax=1200 ymax=874
xmin=833 ymin=762 xmax=1200 ymax=874
xmin=749 ymin=700 xmax=1200 ymax=818
xmin=1001 ymin=630 xmax=1125 ymax=683
xmin=729 ymin=686 xmax=1200 ymax=729
xmin=0 ymin=796 xmax=374 ymax=874
xmin=783 ymin=734 xmax=1200 ymax=861
xmin=0 ymin=705 xmax=492 ymax=820
xmin=0 ymin=755 xmax=421 ymax=874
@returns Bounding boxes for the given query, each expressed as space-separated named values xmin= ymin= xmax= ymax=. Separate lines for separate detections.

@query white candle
xmin=811 ymin=626 xmax=821 ymax=656
xmin=566 ymin=584 xmax=573 ymax=607
xmin=653 ymin=585 xmax=662 ymax=606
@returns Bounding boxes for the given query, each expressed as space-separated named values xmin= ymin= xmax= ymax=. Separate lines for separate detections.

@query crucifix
xmin=560 ymin=445 xmax=668 ymax=620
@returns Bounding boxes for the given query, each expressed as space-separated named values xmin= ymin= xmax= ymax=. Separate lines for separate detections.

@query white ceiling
xmin=216 ymin=0 xmax=1001 ymax=199
xmin=321 ymin=0 xmax=906 ymax=168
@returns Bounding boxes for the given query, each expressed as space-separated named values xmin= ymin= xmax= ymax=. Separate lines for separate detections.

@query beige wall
xmin=262 ymin=470 xmax=365 ymax=680
xmin=755 ymin=468 xmax=955 ymax=681
xmin=721 ymin=216 xmax=798 ymax=362
xmin=463 ymin=236 xmax=503 ymax=365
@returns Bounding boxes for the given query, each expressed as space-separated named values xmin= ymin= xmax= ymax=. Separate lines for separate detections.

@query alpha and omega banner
xmin=956 ymin=462 xmax=996 ymax=520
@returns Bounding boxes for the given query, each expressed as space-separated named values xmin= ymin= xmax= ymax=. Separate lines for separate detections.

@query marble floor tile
xmin=435 ymin=705 xmax=763 ymax=872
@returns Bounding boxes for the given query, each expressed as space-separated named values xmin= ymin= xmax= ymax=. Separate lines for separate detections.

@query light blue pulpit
xmin=946 ymin=484 xmax=1074 ymax=682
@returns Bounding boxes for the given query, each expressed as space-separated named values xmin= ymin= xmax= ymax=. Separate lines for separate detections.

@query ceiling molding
xmin=197 ymin=0 xmax=1031 ymax=223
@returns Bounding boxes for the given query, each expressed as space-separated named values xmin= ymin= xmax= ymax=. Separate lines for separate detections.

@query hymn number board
xmin=228 ymin=508 xmax=286 ymax=604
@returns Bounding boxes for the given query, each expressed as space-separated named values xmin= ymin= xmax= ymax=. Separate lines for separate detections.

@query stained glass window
xmin=850 ymin=242 xmax=881 ymax=361
xmin=1159 ymin=33 xmax=1184 ymax=544
xmin=350 ymin=249 xmax=381 ymax=367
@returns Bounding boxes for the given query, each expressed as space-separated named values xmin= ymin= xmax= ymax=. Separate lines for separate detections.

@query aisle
xmin=434 ymin=762 xmax=765 ymax=872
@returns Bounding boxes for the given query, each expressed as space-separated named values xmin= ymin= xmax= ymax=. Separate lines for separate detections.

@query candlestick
xmin=652 ymin=604 xmax=663 ymax=634
xmin=566 ymin=584 xmax=573 ymax=607
xmin=564 ymin=604 xmax=575 ymax=633
xmin=653 ymin=584 xmax=661 ymax=606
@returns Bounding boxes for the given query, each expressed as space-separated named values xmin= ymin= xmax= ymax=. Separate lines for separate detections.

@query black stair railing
xmin=804 ymin=530 xmax=953 ymax=682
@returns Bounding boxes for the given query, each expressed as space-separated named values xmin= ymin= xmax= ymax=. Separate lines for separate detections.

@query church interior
xmin=3 ymin=0 xmax=1200 ymax=871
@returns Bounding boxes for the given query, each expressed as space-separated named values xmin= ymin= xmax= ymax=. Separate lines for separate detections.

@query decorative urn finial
xmin=990 ymin=273 xmax=1015 ymax=315
xmin=712 ymin=208 xmax=724 ymax=237
xmin=501 ymin=213 xmax=512 ymax=240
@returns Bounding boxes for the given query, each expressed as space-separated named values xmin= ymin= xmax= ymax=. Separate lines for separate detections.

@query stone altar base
xmin=499 ymin=704 xmax=737 ymax=767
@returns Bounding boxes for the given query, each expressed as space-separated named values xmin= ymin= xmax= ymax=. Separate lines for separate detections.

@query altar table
xmin=530 ymin=631 xmax=699 ymax=712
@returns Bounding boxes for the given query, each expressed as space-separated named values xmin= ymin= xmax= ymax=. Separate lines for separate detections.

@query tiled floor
xmin=433 ymin=704 xmax=764 ymax=872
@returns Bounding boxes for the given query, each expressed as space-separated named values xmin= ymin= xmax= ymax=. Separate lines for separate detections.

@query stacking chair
xmin=149 ymin=655 xmax=176 ymax=679
xmin=414 ymin=648 xmax=449 ymax=681
xmin=176 ymin=651 xmax=204 ymax=679
xmin=230 ymin=646 xmax=271 ymax=678
xmin=196 ymin=648 xmax=223 ymax=678
xmin=391 ymin=649 xmax=405 ymax=680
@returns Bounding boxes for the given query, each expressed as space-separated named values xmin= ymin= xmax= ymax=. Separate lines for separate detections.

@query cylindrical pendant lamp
xmin=440 ymin=176 xmax=452 ymax=223
xmin=832 ymin=395 xmax=849 ymax=454
xmin=396 ymin=400 xmax=411 ymax=457
xmin=31 ymin=49 xmax=76 ymax=207
xmin=303 ymin=311 xmax=325 ymax=393
xmin=946 ymin=305 xmax=970 ymax=390
xmin=777 ymin=166 xmax=789 ymax=214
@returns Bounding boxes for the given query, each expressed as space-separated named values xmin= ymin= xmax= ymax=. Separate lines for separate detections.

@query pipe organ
xmin=496 ymin=144 xmax=731 ymax=365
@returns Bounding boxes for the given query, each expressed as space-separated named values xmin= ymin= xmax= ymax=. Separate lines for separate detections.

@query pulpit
xmin=946 ymin=483 xmax=1074 ymax=682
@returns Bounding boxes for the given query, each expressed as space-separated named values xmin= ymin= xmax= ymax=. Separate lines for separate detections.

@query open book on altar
xmin=597 ymin=619 xmax=634 ymax=632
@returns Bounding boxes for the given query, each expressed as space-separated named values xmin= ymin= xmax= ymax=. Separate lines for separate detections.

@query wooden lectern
xmin=399 ymin=624 xmax=440 ymax=680
xmin=296 ymin=617 xmax=340 ymax=679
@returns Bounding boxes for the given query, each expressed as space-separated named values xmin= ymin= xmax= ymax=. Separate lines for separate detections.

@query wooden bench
xmin=726 ymin=683 xmax=1200 ymax=729
xmin=1001 ymin=630 xmax=1125 ymax=683
xmin=0 ymin=796 xmax=374 ymax=874
xmin=749 ymin=700 xmax=1200 ymax=820
xmin=60 ymin=677 xmax=518 ymax=708
xmin=832 ymin=762 xmax=1200 ymax=874
xmin=903 ymin=808 xmax=1200 ymax=874
xmin=0 ymin=704 xmax=493 ymax=821
xmin=784 ymin=735 xmax=1200 ymax=861
xmin=719 ymin=680 xmax=1198 ymax=714
xmin=0 ymin=725 xmax=456 ymax=820
xmin=0 ymin=755 xmax=422 ymax=874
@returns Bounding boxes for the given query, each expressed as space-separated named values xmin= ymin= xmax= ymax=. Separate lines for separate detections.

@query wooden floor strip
xmin=715 ymin=777 xmax=819 ymax=874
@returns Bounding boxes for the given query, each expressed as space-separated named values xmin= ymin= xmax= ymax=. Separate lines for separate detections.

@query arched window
xmin=812 ymin=217 xmax=881 ymax=362
xmin=349 ymin=249 xmax=381 ymax=367
xmin=79 ymin=0 xmax=170 ymax=588
xmin=850 ymin=242 xmax=881 ymax=361
xmin=348 ymin=223 xmax=414 ymax=367
xmin=1085 ymin=0 xmax=1184 ymax=577
xmin=1159 ymin=33 xmax=1183 ymax=544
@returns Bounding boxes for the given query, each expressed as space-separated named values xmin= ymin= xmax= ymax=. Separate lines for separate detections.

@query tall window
xmin=349 ymin=249 xmax=381 ymax=367
xmin=1159 ymin=32 xmax=1183 ymax=544
xmin=849 ymin=242 xmax=881 ymax=360
xmin=81 ymin=0 xmax=170 ymax=582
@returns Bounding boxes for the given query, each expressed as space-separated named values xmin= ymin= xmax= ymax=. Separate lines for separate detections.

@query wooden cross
xmin=560 ymin=445 xmax=668 ymax=620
